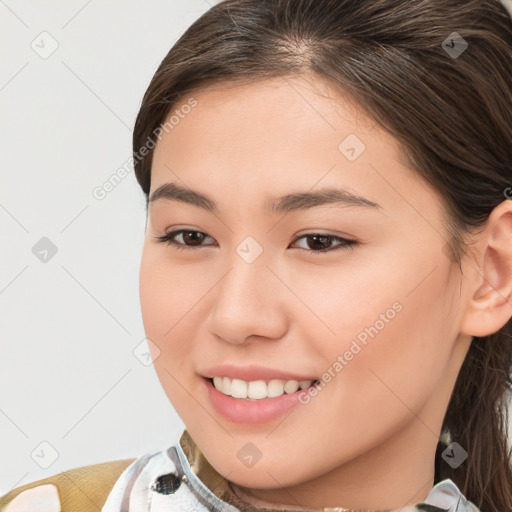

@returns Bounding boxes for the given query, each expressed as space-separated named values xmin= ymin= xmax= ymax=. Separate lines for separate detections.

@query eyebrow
xmin=148 ymin=182 xmax=382 ymax=215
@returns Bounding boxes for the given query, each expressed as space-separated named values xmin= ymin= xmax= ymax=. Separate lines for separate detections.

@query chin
xmin=211 ymin=453 xmax=308 ymax=490
xmin=227 ymin=470 xmax=298 ymax=490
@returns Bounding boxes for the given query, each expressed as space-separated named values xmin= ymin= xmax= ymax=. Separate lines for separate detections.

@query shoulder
xmin=0 ymin=458 xmax=136 ymax=512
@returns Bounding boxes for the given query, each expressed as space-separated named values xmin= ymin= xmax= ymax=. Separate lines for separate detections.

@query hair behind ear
xmin=436 ymin=331 xmax=512 ymax=510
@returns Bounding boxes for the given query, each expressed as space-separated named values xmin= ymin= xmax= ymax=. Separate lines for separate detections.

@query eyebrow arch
xmin=148 ymin=182 xmax=382 ymax=215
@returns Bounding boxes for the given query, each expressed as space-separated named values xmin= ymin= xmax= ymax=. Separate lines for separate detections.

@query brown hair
xmin=132 ymin=0 xmax=512 ymax=509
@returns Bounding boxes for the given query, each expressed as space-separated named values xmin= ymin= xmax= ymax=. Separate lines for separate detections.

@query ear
xmin=460 ymin=199 xmax=512 ymax=337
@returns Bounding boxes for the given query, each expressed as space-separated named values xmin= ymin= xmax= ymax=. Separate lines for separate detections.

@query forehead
xmin=148 ymin=75 xmax=438 ymax=221
xmin=154 ymin=76 xmax=400 ymax=164
xmin=161 ymin=75 xmax=382 ymax=149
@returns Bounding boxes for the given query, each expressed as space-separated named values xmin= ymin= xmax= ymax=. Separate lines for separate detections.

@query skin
xmin=138 ymin=74 xmax=512 ymax=510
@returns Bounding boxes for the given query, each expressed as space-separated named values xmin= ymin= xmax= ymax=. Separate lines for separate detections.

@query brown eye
xmin=290 ymin=234 xmax=359 ymax=255
xmin=179 ymin=231 xmax=207 ymax=246
xmin=154 ymin=230 xmax=359 ymax=255
xmin=155 ymin=230 xmax=214 ymax=250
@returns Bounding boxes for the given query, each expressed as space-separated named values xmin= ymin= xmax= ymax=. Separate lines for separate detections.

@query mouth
xmin=202 ymin=376 xmax=321 ymax=424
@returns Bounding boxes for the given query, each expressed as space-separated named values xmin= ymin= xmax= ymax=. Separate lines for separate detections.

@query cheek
xmin=339 ymin=280 xmax=451 ymax=416
xmin=139 ymin=247 xmax=200 ymax=340
xmin=139 ymin=250 xmax=203 ymax=414
xmin=139 ymin=247 xmax=214 ymax=397
xmin=293 ymin=245 xmax=454 ymax=399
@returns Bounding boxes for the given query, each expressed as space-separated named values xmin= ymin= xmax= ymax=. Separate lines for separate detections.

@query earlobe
xmin=460 ymin=200 xmax=512 ymax=338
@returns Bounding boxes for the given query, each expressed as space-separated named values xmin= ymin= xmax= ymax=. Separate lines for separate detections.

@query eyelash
xmin=154 ymin=229 xmax=359 ymax=255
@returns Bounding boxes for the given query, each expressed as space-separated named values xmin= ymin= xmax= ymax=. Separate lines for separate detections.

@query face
xmin=139 ymin=75 xmax=473 ymax=508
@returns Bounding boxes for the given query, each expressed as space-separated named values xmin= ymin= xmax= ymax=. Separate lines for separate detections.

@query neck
xmin=228 ymin=416 xmax=438 ymax=511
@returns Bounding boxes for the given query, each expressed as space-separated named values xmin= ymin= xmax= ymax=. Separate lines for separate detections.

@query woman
xmin=2 ymin=0 xmax=511 ymax=510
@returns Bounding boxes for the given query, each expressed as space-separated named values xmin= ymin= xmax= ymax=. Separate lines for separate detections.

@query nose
xmin=208 ymin=257 xmax=288 ymax=345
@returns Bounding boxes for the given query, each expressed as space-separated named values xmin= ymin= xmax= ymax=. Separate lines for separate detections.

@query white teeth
xmin=222 ymin=376 xmax=230 ymax=394
xmin=213 ymin=376 xmax=224 ymax=393
xmin=267 ymin=379 xmax=284 ymax=397
xmin=299 ymin=380 xmax=313 ymax=390
xmin=211 ymin=376 xmax=315 ymax=399
xmin=284 ymin=380 xmax=299 ymax=394
xmin=248 ymin=380 xmax=268 ymax=399
xmin=231 ymin=379 xmax=247 ymax=398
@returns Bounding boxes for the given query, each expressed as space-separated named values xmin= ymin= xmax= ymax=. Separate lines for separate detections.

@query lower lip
xmin=202 ymin=377 xmax=317 ymax=424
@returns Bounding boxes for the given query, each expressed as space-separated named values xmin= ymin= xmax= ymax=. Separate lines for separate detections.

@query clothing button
xmin=151 ymin=472 xmax=182 ymax=494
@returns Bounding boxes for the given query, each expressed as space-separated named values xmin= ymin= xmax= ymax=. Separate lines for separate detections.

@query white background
xmin=1 ymin=0 xmax=511 ymax=495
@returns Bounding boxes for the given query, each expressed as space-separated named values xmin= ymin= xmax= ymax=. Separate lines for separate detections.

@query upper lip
xmin=200 ymin=364 xmax=318 ymax=382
